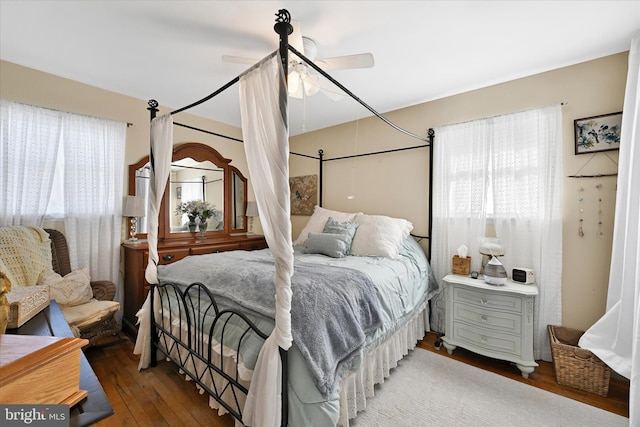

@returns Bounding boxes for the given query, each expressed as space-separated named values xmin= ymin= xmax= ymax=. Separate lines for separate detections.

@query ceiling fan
xmin=222 ymin=20 xmax=374 ymax=101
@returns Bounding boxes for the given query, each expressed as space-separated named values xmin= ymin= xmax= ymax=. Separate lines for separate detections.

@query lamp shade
xmin=479 ymin=238 xmax=505 ymax=257
xmin=123 ymin=195 xmax=146 ymax=218
xmin=246 ymin=201 xmax=259 ymax=218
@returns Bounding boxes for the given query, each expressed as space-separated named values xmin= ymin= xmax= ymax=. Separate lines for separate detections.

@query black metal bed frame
xmin=145 ymin=8 xmax=435 ymax=427
xmin=149 ymin=282 xmax=273 ymax=422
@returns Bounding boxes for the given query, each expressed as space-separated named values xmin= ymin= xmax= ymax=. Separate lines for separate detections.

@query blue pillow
xmin=304 ymin=232 xmax=351 ymax=258
xmin=322 ymin=217 xmax=359 ymax=254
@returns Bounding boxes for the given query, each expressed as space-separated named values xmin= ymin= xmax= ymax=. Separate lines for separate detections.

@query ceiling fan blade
xmin=316 ymin=53 xmax=374 ymax=70
xmin=290 ymin=20 xmax=305 ymax=57
xmin=222 ymin=55 xmax=259 ymax=65
xmin=318 ymin=80 xmax=345 ymax=102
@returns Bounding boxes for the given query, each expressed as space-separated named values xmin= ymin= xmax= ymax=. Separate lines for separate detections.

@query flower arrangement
xmin=176 ymin=200 xmax=221 ymax=223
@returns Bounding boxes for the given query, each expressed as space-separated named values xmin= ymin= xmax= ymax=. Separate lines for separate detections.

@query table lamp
xmin=123 ymin=195 xmax=146 ymax=243
xmin=246 ymin=201 xmax=259 ymax=235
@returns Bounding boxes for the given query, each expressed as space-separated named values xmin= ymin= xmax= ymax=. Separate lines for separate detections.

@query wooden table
xmin=6 ymin=300 xmax=114 ymax=426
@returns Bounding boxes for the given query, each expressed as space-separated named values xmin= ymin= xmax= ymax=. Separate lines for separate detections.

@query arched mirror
xmin=129 ymin=142 xmax=247 ymax=240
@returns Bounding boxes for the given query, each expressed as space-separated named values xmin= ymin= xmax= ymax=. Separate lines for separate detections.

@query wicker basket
xmin=548 ymin=325 xmax=611 ymax=397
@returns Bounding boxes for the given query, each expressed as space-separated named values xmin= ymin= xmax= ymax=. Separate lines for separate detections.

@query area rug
xmin=350 ymin=348 xmax=627 ymax=427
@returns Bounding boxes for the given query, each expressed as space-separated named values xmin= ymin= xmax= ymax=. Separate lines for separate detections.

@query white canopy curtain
xmin=239 ymin=55 xmax=293 ymax=427
xmin=136 ymin=55 xmax=292 ymax=426
xmin=135 ymin=113 xmax=173 ymax=368
xmin=579 ymin=32 xmax=640 ymax=426
xmin=144 ymin=114 xmax=174 ymax=285
xmin=431 ymin=105 xmax=563 ymax=361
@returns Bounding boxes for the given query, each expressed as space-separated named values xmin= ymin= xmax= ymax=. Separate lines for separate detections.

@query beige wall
xmin=290 ymin=52 xmax=628 ymax=332
xmin=1 ymin=51 xmax=627 ymax=332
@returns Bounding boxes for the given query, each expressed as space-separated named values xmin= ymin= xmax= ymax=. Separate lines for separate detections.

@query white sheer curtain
xmin=432 ymin=105 xmax=563 ymax=361
xmin=579 ymin=33 xmax=639 ymax=425
xmin=0 ymin=100 xmax=126 ymax=312
xmin=0 ymin=100 xmax=62 ymax=225
xmin=62 ymin=113 xmax=126 ymax=311
xmin=240 ymin=54 xmax=293 ymax=427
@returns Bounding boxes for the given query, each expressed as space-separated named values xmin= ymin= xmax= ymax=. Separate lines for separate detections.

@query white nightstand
xmin=441 ymin=274 xmax=539 ymax=378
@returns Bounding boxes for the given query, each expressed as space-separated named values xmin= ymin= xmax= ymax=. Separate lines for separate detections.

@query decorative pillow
xmin=350 ymin=214 xmax=413 ymax=259
xmin=293 ymin=205 xmax=359 ymax=246
xmin=304 ymin=232 xmax=351 ymax=258
xmin=322 ymin=217 xmax=359 ymax=255
xmin=37 ymin=268 xmax=93 ymax=307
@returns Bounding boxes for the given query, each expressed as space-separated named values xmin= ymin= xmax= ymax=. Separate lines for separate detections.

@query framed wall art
xmin=574 ymin=112 xmax=622 ymax=155
xmin=289 ymin=175 xmax=317 ymax=216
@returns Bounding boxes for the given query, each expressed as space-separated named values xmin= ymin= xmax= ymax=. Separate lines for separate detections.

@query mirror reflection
xmin=231 ymin=169 xmax=245 ymax=230
xmin=170 ymin=159 xmax=224 ymax=232
xmin=130 ymin=142 xmax=248 ymax=239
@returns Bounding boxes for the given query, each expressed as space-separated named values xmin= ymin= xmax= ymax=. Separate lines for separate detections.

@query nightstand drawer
xmin=453 ymin=303 xmax=522 ymax=334
xmin=442 ymin=274 xmax=538 ymax=378
xmin=453 ymin=287 xmax=522 ymax=314
xmin=452 ymin=321 xmax=522 ymax=357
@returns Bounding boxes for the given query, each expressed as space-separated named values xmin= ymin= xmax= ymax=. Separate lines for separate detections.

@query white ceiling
xmin=1 ymin=1 xmax=639 ymax=136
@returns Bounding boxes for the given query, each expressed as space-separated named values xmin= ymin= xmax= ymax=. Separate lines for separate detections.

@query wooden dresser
xmin=122 ymin=234 xmax=268 ymax=337
xmin=441 ymin=274 xmax=539 ymax=378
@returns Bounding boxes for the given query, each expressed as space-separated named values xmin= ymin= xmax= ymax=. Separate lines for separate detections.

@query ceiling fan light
xmin=288 ymin=71 xmax=301 ymax=93
xmin=304 ymin=75 xmax=321 ymax=96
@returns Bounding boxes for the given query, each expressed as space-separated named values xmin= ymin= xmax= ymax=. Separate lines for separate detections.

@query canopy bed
xmin=134 ymin=9 xmax=437 ymax=427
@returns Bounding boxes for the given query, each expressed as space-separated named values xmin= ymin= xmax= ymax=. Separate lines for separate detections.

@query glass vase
xmin=197 ymin=220 xmax=208 ymax=240
xmin=188 ymin=216 xmax=197 ymax=233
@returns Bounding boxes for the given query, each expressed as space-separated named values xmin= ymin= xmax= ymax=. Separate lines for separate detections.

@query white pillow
xmin=350 ymin=214 xmax=413 ymax=259
xmin=37 ymin=268 xmax=94 ymax=307
xmin=293 ymin=206 xmax=359 ymax=246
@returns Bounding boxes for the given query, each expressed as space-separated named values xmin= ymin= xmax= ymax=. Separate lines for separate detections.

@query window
xmin=431 ymin=104 xmax=563 ymax=361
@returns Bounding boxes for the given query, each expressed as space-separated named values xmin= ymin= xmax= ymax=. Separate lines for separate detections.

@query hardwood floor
xmin=85 ymin=332 xmax=629 ymax=426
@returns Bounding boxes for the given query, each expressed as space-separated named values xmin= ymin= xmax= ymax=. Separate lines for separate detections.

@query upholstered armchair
xmin=44 ymin=229 xmax=121 ymax=345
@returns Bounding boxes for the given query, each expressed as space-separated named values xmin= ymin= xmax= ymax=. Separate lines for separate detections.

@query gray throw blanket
xmin=158 ymin=250 xmax=383 ymax=398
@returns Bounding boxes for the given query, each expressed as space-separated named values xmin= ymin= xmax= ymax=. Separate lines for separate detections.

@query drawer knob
xmin=481 ymin=315 xmax=488 ymax=323
xmin=162 ymin=254 xmax=175 ymax=261
xmin=481 ymin=298 xmax=488 ymax=305
xmin=481 ymin=336 xmax=487 ymax=344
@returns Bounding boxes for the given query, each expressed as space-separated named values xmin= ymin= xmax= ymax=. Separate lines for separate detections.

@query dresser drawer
xmin=452 ymin=321 xmax=522 ymax=358
xmin=453 ymin=302 xmax=522 ymax=335
xmin=239 ymin=240 xmax=268 ymax=251
xmin=144 ymin=248 xmax=190 ymax=266
xmin=191 ymin=243 xmax=240 ymax=255
xmin=453 ymin=286 xmax=522 ymax=314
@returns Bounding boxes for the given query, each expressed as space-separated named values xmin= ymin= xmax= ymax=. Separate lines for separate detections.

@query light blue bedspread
xmin=157 ymin=236 xmax=438 ymax=426
xmin=158 ymin=249 xmax=383 ymax=398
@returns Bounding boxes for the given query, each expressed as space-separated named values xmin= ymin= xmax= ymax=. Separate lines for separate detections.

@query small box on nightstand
xmin=451 ymin=255 xmax=471 ymax=275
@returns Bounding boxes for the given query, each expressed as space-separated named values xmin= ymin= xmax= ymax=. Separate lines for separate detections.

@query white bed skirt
xmin=139 ymin=296 xmax=429 ymax=426
xmin=338 ymin=302 xmax=429 ymax=426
